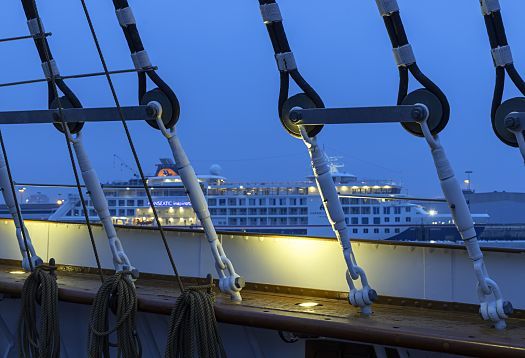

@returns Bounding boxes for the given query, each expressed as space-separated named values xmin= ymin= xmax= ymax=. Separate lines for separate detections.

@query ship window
xmin=269 ymin=198 xmax=276 ymax=206
xmin=385 ymin=228 xmax=390 ymax=233
xmin=350 ymin=198 xmax=359 ymax=205
xmin=374 ymin=228 xmax=379 ymax=234
xmin=127 ymin=209 xmax=134 ymax=216
xmin=259 ymin=198 xmax=266 ymax=205
xmin=352 ymin=229 xmax=358 ymax=234
xmin=361 ymin=207 xmax=371 ymax=215
xmin=249 ymin=218 xmax=257 ymax=225
xmin=208 ymin=199 xmax=217 ymax=206
xmin=394 ymin=207 xmax=401 ymax=214
xmin=249 ymin=199 xmax=256 ymax=206
xmin=406 ymin=207 xmax=411 ymax=213
xmin=228 ymin=198 xmax=236 ymax=206
xmin=343 ymin=207 xmax=349 ymax=214
xmin=126 ymin=200 xmax=134 ymax=206
xmin=363 ymin=228 xmax=369 ymax=233
xmin=351 ymin=217 xmax=358 ymax=225
xmin=118 ymin=200 xmax=125 ymax=206
xmin=108 ymin=200 xmax=116 ymax=206
xmin=279 ymin=198 xmax=286 ymax=205
xmin=109 ymin=209 xmax=116 ymax=216
xmin=219 ymin=199 xmax=226 ymax=206
xmin=210 ymin=209 xmax=217 ymax=215
xmin=300 ymin=217 xmax=307 ymax=224
xmin=74 ymin=209 xmax=79 ymax=216
xmin=373 ymin=217 xmax=380 ymax=225
xmin=300 ymin=198 xmax=307 ymax=205
xmin=290 ymin=198 xmax=297 ymax=205
xmin=300 ymin=208 xmax=307 ymax=215
xmin=106 ymin=191 xmax=116 ymax=197
xmin=345 ymin=218 xmax=349 ymax=225
xmin=239 ymin=199 xmax=246 ymax=206
xmin=395 ymin=228 xmax=400 ymax=233
xmin=249 ymin=208 xmax=256 ymax=215
xmin=260 ymin=218 xmax=267 ymax=225
xmin=137 ymin=199 xmax=144 ymax=206
xmin=383 ymin=207 xmax=390 ymax=214
xmin=406 ymin=217 xmax=411 ymax=222
xmin=66 ymin=210 xmax=72 ymax=216
xmin=384 ymin=217 xmax=390 ymax=223
xmin=373 ymin=207 xmax=380 ymax=214
xmin=395 ymin=217 xmax=400 ymax=222
xmin=351 ymin=207 xmax=359 ymax=214
xmin=89 ymin=209 xmax=96 ymax=216
xmin=361 ymin=217 xmax=369 ymax=224
xmin=259 ymin=208 xmax=267 ymax=215
xmin=228 ymin=218 xmax=237 ymax=225
xmin=118 ymin=209 xmax=126 ymax=216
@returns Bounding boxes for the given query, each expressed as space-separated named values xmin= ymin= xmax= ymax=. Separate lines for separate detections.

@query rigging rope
xmin=477 ymin=0 xmax=525 ymax=152
xmin=88 ymin=271 xmax=140 ymax=357
xmin=18 ymin=262 xmax=60 ymax=358
xmin=257 ymin=0 xmax=376 ymax=315
xmin=0 ymin=131 xmax=41 ymax=271
xmin=21 ymin=0 xmax=105 ymax=283
xmin=374 ymin=0 xmax=512 ymax=329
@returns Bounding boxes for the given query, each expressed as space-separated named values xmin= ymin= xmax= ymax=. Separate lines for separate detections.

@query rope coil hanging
xmin=77 ymin=0 xmax=229 ymax=355
xmin=18 ymin=261 xmax=60 ymax=358
xmin=165 ymin=276 xmax=227 ymax=358
xmin=88 ymin=271 xmax=140 ymax=357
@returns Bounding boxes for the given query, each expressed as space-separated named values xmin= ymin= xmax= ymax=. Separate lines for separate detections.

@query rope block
xmin=491 ymin=45 xmax=513 ymax=67
xmin=375 ymin=0 xmax=399 ymax=16
xmin=392 ymin=44 xmax=416 ymax=67
xmin=480 ymin=0 xmax=501 ymax=15
xmin=131 ymin=50 xmax=152 ymax=70
xmin=260 ymin=3 xmax=282 ymax=24
xmin=116 ymin=7 xmax=136 ymax=27
xmin=275 ymin=51 xmax=297 ymax=72
xmin=41 ymin=59 xmax=60 ymax=79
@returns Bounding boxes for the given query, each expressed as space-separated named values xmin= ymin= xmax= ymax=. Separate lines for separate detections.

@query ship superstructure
xmin=51 ymin=158 xmax=486 ymax=240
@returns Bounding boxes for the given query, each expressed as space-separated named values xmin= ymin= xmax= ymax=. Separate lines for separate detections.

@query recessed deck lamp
xmin=296 ymin=302 xmax=321 ymax=308
xmin=9 ymin=270 xmax=26 ymax=275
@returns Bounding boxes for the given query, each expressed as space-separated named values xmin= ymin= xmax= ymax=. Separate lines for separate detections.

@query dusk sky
xmin=0 ymin=0 xmax=524 ymax=198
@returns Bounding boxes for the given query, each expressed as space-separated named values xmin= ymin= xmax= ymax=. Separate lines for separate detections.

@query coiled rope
xmin=165 ymin=279 xmax=226 ymax=358
xmin=18 ymin=262 xmax=60 ymax=358
xmin=88 ymin=272 xmax=140 ymax=357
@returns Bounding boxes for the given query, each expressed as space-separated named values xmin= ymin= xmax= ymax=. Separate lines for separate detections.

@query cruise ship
xmin=50 ymin=158 xmax=488 ymax=241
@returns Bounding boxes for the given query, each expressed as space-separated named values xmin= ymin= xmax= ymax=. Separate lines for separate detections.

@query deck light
xmin=56 ymin=199 xmax=64 ymax=205
xmin=429 ymin=209 xmax=438 ymax=216
xmin=9 ymin=270 xmax=26 ymax=275
xmin=297 ymin=302 xmax=321 ymax=308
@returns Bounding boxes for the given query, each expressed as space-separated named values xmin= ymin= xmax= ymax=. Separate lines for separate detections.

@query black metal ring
xmin=493 ymin=97 xmax=525 ymax=148
xmin=49 ymin=96 xmax=84 ymax=134
xmin=280 ymin=93 xmax=323 ymax=138
xmin=400 ymin=89 xmax=445 ymax=137
xmin=140 ymin=88 xmax=176 ymax=130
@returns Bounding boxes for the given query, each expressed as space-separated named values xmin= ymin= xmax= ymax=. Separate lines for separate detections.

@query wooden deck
xmin=0 ymin=262 xmax=524 ymax=357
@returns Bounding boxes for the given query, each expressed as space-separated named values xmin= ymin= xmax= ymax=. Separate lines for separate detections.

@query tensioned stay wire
xmin=0 ymin=131 xmax=33 ymax=271
xmin=77 ymin=0 xmax=185 ymax=292
xmin=26 ymin=0 xmax=104 ymax=282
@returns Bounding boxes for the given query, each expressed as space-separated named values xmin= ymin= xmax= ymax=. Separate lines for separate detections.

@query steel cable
xmin=0 ymin=131 xmax=34 ymax=271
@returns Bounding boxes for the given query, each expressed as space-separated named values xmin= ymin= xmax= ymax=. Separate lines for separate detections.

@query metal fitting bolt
xmin=146 ymin=103 xmax=158 ymax=118
xmin=411 ymin=105 xmax=428 ymax=122
xmin=235 ymin=276 xmax=246 ymax=289
xmin=504 ymin=117 xmax=520 ymax=131
xmin=368 ymin=289 xmax=378 ymax=302
xmin=503 ymin=301 xmax=513 ymax=316
xmin=289 ymin=109 xmax=302 ymax=123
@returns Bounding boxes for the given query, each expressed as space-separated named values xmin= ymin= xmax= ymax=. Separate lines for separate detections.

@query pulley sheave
xmin=493 ymin=97 xmax=525 ymax=148
xmin=401 ymin=89 xmax=446 ymax=137
xmin=50 ymin=96 xmax=84 ymax=134
xmin=140 ymin=88 xmax=178 ymax=130
xmin=281 ymin=93 xmax=323 ymax=138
